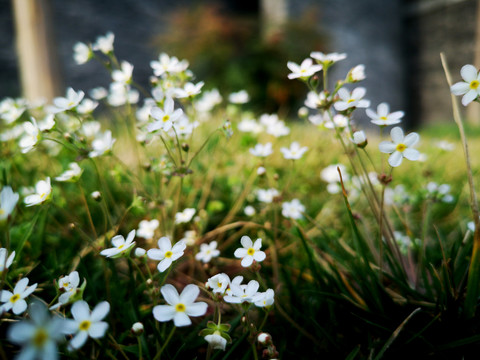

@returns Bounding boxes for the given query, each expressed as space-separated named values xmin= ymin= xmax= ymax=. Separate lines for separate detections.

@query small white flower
xmin=147 ymin=237 xmax=186 ymax=272
xmin=324 ymin=114 xmax=349 ymax=129
xmin=137 ymin=219 xmax=160 ymax=240
xmin=304 ymin=91 xmax=326 ymax=109
xmin=352 ymin=130 xmax=368 ymax=147
xmin=81 ymin=121 xmax=101 ymax=138
xmin=310 ymin=51 xmax=346 ymax=65
xmin=64 ymin=300 xmax=110 ymax=350
xmin=234 ymin=236 xmax=266 ymax=267
xmin=150 ymin=53 xmax=189 ymax=77
xmin=38 ymin=114 xmax=55 ymax=132
xmin=249 ymin=142 xmax=273 ymax=157
xmin=100 ymin=230 xmax=136 ymax=258
xmin=195 ymin=88 xmax=222 ymax=113
xmin=107 ymin=83 xmax=139 ymax=107
xmin=450 ymin=64 xmax=480 ymax=106
xmin=366 ymin=103 xmax=404 ymax=126
xmin=426 ymin=182 xmax=454 ymax=203
xmin=379 ymin=127 xmax=420 ymax=167
xmin=435 ymin=140 xmax=455 ymax=151
xmin=50 ymin=271 xmax=81 ymax=310
xmin=244 ymin=205 xmax=256 ymax=216
xmin=73 ymin=42 xmax=91 ymax=64
xmin=228 ymin=90 xmax=249 ymax=104
xmin=19 ymin=117 xmax=41 ymax=153
xmin=237 ymin=118 xmax=263 ymax=134
xmin=174 ymin=81 xmax=204 ymax=98
xmin=195 ymin=241 xmax=220 ymax=263
xmin=206 ymin=273 xmax=230 ymax=294
xmin=112 ymin=61 xmax=134 ymax=84
xmin=265 ymin=120 xmax=290 ymax=137
xmin=253 ymin=288 xmax=275 ymax=307
xmin=257 ymin=166 xmax=266 ymax=175
xmin=52 ymin=88 xmax=85 ymax=113
xmin=24 ymin=177 xmax=52 ymax=206
xmin=7 ymin=302 xmax=68 ymax=360
xmin=89 ymin=130 xmax=116 ymax=158
xmin=321 ymin=164 xmax=347 ymax=183
xmin=77 ymin=98 xmax=99 ymax=114
xmin=0 ymin=277 xmax=37 ymax=315
xmin=55 ymin=163 xmax=83 ymax=182
xmin=0 ymin=248 xmax=15 ymax=274
xmin=224 ymin=276 xmax=259 ymax=303
xmin=0 ymin=186 xmax=19 ymax=222
xmin=148 ymin=97 xmax=183 ymax=133
xmin=257 ymin=188 xmax=279 ymax=203
xmin=93 ymin=32 xmax=115 ymax=54
xmin=135 ymin=248 xmax=146 ymax=257
xmin=281 ymin=199 xmax=305 ymax=220
xmin=205 ymin=331 xmax=227 ymax=351
xmin=280 ymin=142 xmax=308 ymax=160
xmin=180 ymin=230 xmax=197 ymax=246
xmin=334 ymin=87 xmax=370 ymax=111
xmin=153 ymin=284 xmax=208 ymax=327
xmin=348 ymin=64 xmax=366 ymax=82
xmin=90 ymin=87 xmax=108 ymax=100
xmin=175 ymin=208 xmax=196 ymax=224
xmin=287 ymin=58 xmax=322 ymax=79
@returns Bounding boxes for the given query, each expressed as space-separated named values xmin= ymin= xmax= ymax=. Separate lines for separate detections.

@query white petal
xmin=147 ymin=248 xmax=164 ymax=261
xmin=91 ymin=301 xmax=110 ymax=322
xmin=388 ymin=151 xmax=403 ymax=167
xmin=377 ymin=102 xmax=389 ymax=116
xmin=158 ymin=258 xmax=172 ymax=272
xmin=153 ymin=304 xmax=176 ymax=322
xmin=12 ymin=300 xmax=27 ymax=314
xmin=125 ymin=230 xmax=136 ymax=245
xmin=41 ymin=340 xmax=59 ymax=360
xmin=150 ymin=107 xmax=165 ymax=121
xmin=403 ymin=132 xmax=419 ymax=147
xmin=390 ymin=127 xmax=404 ymax=143
xmin=69 ymin=331 xmax=89 ymax=349
xmin=241 ymin=256 xmax=254 ymax=267
xmin=378 ymin=141 xmax=396 ymax=153
xmin=365 ymin=108 xmax=378 ymax=119
xmin=158 ymin=237 xmax=172 ymax=251
xmin=451 ymin=82 xmax=470 ymax=95
xmin=253 ymin=238 xmax=262 ymax=250
xmin=462 ymin=90 xmax=478 ymax=106
xmin=16 ymin=346 xmax=37 ymax=360
xmin=403 ymin=148 xmax=420 ymax=161
xmin=253 ymin=251 xmax=266 ymax=262
xmin=21 ymin=283 xmax=37 ymax=298
xmin=88 ymin=321 xmax=108 ymax=338
xmin=185 ymin=302 xmax=208 ymax=317
xmin=179 ymin=284 xmax=200 ymax=304
xmin=234 ymin=248 xmax=248 ymax=258
xmin=171 ymin=240 xmax=186 ymax=253
xmin=240 ymin=236 xmax=253 ymax=249
xmin=14 ymin=278 xmax=29 ymax=294
xmin=7 ymin=322 xmax=35 ymax=344
xmin=111 ymin=235 xmax=125 ymax=248
xmin=461 ymin=64 xmax=478 ymax=82
xmin=161 ymin=284 xmax=180 ymax=305
xmin=246 ymin=280 xmax=260 ymax=295
xmin=173 ymin=312 xmax=191 ymax=327
xmin=100 ymin=248 xmax=119 ymax=257
xmin=71 ymin=300 xmax=90 ymax=321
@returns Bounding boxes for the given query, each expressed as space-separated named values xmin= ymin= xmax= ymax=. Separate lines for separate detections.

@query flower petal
xmin=7 ymin=322 xmax=35 ymax=344
xmin=14 ymin=278 xmax=29 ymax=294
xmin=390 ymin=127 xmax=404 ymax=143
xmin=69 ymin=331 xmax=89 ymax=350
xmin=173 ymin=312 xmax=191 ymax=327
xmin=179 ymin=284 xmax=200 ymax=304
xmin=234 ymin=248 xmax=248 ymax=258
xmin=71 ymin=300 xmax=90 ymax=321
xmin=253 ymin=238 xmax=262 ymax=250
xmin=91 ymin=301 xmax=110 ymax=322
xmin=12 ymin=300 xmax=27 ymax=315
xmin=462 ymin=90 xmax=478 ymax=106
xmin=185 ymin=302 xmax=208 ymax=317
xmin=161 ymin=284 xmax=180 ymax=305
xmin=158 ymin=258 xmax=173 ymax=272
xmin=88 ymin=321 xmax=109 ymax=338
xmin=253 ymin=251 xmax=266 ymax=262
xmin=147 ymin=248 xmax=164 ymax=261
xmin=461 ymin=64 xmax=478 ymax=82
xmin=388 ymin=151 xmax=403 ymax=167
xmin=450 ymin=82 xmax=470 ymax=95
xmin=403 ymin=132 xmax=419 ymax=147
xmin=158 ymin=237 xmax=172 ymax=251
xmin=240 ymin=236 xmax=253 ymax=249
xmin=111 ymin=235 xmax=125 ymax=248
xmin=153 ymin=305 xmax=176 ymax=322
xmin=378 ymin=141 xmax=396 ymax=153
xmin=241 ymin=256 xmax=254 ymax=267
xmin=403 ymin=148 xmax=420 ymax=161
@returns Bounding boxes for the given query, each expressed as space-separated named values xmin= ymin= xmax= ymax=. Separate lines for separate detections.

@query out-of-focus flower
xmin=281 ymin=199 xmax=305 ymax=220
xmin=19 ymin=117 xmax=40 ymax=153
xmin=228 ymin=90 xmax=249 ymax=104
xmin=366 ymin=103 xmax=404 ymax=126
xmin=55 ymin=163 xmax=83 ymax=182
xmin=73 ymin=42 xmax=92 ymax=64
xmin=175 ymin=208 xmax=196 ymax=224
xmin=137 ymin=219 xmax=159 ymax=240
xmin=24 ymin=177 xmax=52 ymax=206
xmin=89 ymin=130 xmax=116 ymax=158
xmin=257 ymin=188 xmax=279 ymax=203
xmin=287 ymin=58 xmax=322 ymax=79
xmin=174 ymin=82 xmax=204 ymax=98
xmin=112 ymin=61 xmax=134 ymax=84
xmin=348 ymin=64 xmax=366 ymax=82
xmin=147 ymin=237 xmax=186 ymax=272
xmin=180 ymin=230 xmax=197 ymax=246
xmin=280 ymin=142 xmax=308 ymax=160
xmin=334 ymin=87 xmax=370 ymax=111
xmin=352 ymin=130 xmax=368 ymax=148
xmin=100 ymin=230 xmax=136 ymax=258
xmin=93 ymin=32 xmax=114 ymax=54
xmin=249 ymin=142 xmax=273 ymax=157
xmin=1 ymin=277 xmax=37 ymax=315
xmin=379 ymin=127 xmax=420 ymax=167
xmin=195 ymin=241 xmax=220 ymax=263
xmin=0 ymin=186 xmax=19 ymax=223
xmin=52 ymin=88 xmax=85 ymax=113
xmin=150 ymin=53 xmax=189 ymax=77
xmin=310 ymin=51 xmax=346 ymax=68
xmin=244 ymin=205 xmax=256 ymax=216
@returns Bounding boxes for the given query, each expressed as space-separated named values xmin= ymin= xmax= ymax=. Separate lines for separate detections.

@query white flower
xmin=153 ymin=284 xmax=208 ymax=327
xmin=224 ymin=276 xmax=259 ymax=303
xmin=100 ymin=230 xmax=136 ymax=258
xmin=281 ymin=199 xmax=305 ymax=219
xmin=206 ymin=273 xmax=230 ymax=294
xmin=348 ymin=64 xmax=366 ymax=82
xmin=93 ymin=32 xmax=114 ymax=54
xmin=90 ymin=87 xmax=108 ymax=100
xmin=150 ymin=53 xmax=189 ymax=77
xmin=73 ymin=42 xmax=91 ymax=64
xmin=304 ymin=91 xmax=326 ymax=109
xmin=265 ymin=120 xmax=290 ymax=137
xmin=249 ymin=142 xmax=273 ymax=157
xmin=55 ymin=163 xmax=83 ymax=182
xmin=136 ymin=219 xmax=159 ymax=240
xmin=52 ymin=88 xmax=85 ymax=113
xmin=280 ymin=142 xmax=308 ymax=160
xmin=253 ymin=288 xmax=275 ymax=307
xmin=0 ymin=186 xmax=19 ymax=222
xmin=426 ymin=182 xmax=454 ymax=203
xmin=435 ymin=140 xmax=455 ymax=151
xmin=38 ymin=114 xmax=55 ymax=131
xmin=7 ymin=302 xmax=68 ymax=360
xmin=321 ymin=164 xmax=347 ymax=183
xmin=287 ymin=58 xmax=322 ymax=79
xmin=107 ymin=83 xmax=139 ymax=106
xmin=324 ymin=114 xmax=349 ymax=129
xmin=195 ymin=89 xmax=222 ymax=113
xmin=81 ymin=121 xmax=101 ymax=138
xmin=244 ymin=205 xmax=256 ymax=216
xmin=175 ymin=208 xmax=196 ymax=224
xmin=228 ymin=90 xmax=249 ymax=104
xmin=195 ymin=241 xmax=220 ymax=263
xmin=147 ymin=237 xmax=186 ymax=272
xmin=76 ymin=98 xmax=98 ymax=114
xmin=234 ymin=236 xmax=266 ymax=267
xmin=174 ymin=81 xmax=204 ymax=98
xmin=19 ymin=117 xmax=40 ymax=153
xmin=352 ymin=130 xmax=368 ymax=147
xmin=148 ymin=97 xmax=183 ymax=132
xmin=89 ymin=130 xmax=116 ymax=158
xmin=310 ymin=51 xmax=346 ymax=65
xmin=135 ymin=248 xmax=146 ymax=257
xmin=366 ymin=103 xmax=404 ymax=126
xmin=50 ymin=271 xmax=81 ymax=310
xmin=1 ymin=277 xmax=37 ymax=315
xmin=257 ymin=166 xmax=266 ymax=175
xmin=384 ymin=184 xmax=410 ymax=206
xmin=0 ymin=248 xmax=15 ymax=275
xmin=112 ymin=61 xmax=134 ymax=84
xmin=64 ymin=300 xmax=110 ymax=350
xmin=334 ymin=87 xmax=370 ymax=111
xmin=257 ymin=188 xmax=279 ymax=203
xmin=451 ymin=64 xmax=480 ymax=106
xmin=205 ymin=331 xmax=227 ymax=350
xmin=237 ymin=118 xmax=263 ymax=134
xmin=379 ymin=127 xmax=420 ymax=167
xmin=180 ymin=230 xmax=197 ymax=246
xmin=24 ymin=177 xmax=52 ymax=206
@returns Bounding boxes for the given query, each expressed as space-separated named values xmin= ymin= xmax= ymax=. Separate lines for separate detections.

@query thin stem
xmin=153 ymin=326 xmax=176 ymax=360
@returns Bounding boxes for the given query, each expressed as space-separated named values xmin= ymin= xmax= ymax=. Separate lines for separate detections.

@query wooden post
xmin=12 ymin=0 xmax=62 ymax=103
xmin=467 ymin=0 xmax=480 ymax=124
xmin=260 ymin=0 xmax=288 ymax=42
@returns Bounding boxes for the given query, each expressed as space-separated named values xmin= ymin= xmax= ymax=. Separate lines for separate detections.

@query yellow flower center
xmin=118 ymin=244 xmax=124 ymax=250
xmin=162 ymin=115 xmax=170 ymax=122
xmin=347 ymin=99 xmax=355 ymax=103
xmin=175 ymin=303 xmax=186 ymax=312
xmin=165 ymin=251 xmax=173 ymax=258
xmin=470 ymin=80 xmax=479 ymax=89
xmin=0 ymin=209 xmax=4 ymax=215
xmin=10 ymin=294 xmax=20 ymax=303
xmin=79 ymin=320 xmax=91 ymax=331
xmin=396 ymin=143 xmax=406 ymax=152
xmin=380 ymin=116 xmax=387 ymax=121
xmin=217 ymin=283 xmax=222 ymax=288
xmin=32 ymin=329 xmax=48 ymax=348
xmin=247 ymin=248 xmax=255 ymax=256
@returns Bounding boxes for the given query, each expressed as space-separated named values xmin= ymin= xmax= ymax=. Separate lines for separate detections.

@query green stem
xmin=153 ymin=326 xmax=176 ymax=360
xmin=251 ymin=342 xmax=259 ymax=360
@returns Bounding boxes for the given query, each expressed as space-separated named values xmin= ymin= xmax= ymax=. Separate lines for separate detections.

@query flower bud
xmin=131 ymin=322 xmax=144 ymax=336
xmin=347 ymin=64 xmax=366 ymax=82
xmin=257 ymin=332 xmax=271 ymax=345
xmin=352 ymin=130 xmax=368 ymax=148
xmin=298 ymin=106 xmax=309 ymax=119
xmin=91 ymin=191 xmax=102 ymax=201
xmin=135 ymin=248 xmax=146 ymax=257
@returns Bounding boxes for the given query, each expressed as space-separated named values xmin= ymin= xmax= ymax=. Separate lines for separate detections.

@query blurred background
xmin=2 ymin=0 xmax=480 ymax=126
